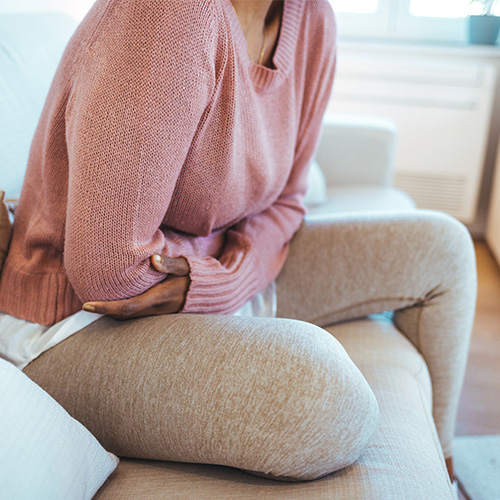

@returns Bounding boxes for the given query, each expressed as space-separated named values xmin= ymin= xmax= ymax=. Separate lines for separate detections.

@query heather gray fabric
xmin=23 ymin=209 xmax=475 ymax=482
xmin=23 ymin=314 xmax=379 ymax=481
xmin=277 ymin=209 xmax=477 ymax=459
xmin=93 ymin=317 xmax=455 ymax=500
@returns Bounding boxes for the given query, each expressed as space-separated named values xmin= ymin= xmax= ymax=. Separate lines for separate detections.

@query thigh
xmin=276 ymin=210 xmax=476 ymax=328
xmin=23 ymin=313 xmax=378 ymax=481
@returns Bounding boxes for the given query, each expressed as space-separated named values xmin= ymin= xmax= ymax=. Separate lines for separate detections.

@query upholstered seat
xmin=94 ymin=316 xmax=452 ymax=500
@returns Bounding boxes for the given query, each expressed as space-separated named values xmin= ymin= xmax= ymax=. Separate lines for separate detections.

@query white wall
xmin=331 ymin=41 xmax=500 ymax=234
xmin=487 ymin=143 xmax=500 ymax=266
xmin=333 ymin=53 xmax=494 ymax=225
xmin=0 ymin=0 xmax=95 ymax=21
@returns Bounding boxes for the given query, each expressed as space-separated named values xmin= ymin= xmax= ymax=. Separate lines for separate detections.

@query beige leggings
xmin=23 ymin=210 xmax=476 ymax=481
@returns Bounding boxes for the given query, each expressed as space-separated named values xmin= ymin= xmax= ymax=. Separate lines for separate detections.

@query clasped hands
xmin=82 ymin=255 xmax=190 ymax=319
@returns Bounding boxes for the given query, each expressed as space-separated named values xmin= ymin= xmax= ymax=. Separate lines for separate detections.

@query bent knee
xmin=239 ymin=320 xmax=379 ymax=481
xmin=413 ymin=211 xmax=475 ymax=265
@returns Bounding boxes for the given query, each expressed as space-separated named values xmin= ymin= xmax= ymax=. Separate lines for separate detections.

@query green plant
xmin=470 ymin=0 xmax=498 ymax=16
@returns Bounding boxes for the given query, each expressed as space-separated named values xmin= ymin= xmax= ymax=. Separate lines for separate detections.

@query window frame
xmin=332 ymin=0 xmax=471 ymax=44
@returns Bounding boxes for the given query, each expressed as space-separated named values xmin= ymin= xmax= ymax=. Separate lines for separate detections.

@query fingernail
xmin=83 ymin=304 xmax=96 ymax=313
xmin=154 ymin=254 xmax=162 ymax=263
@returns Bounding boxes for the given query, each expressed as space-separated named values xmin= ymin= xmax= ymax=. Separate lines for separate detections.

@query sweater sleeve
xmin=64 ymin=0 xmax=219 ymax=302
xmin=182 ymin=16 xmax=337 ymax=315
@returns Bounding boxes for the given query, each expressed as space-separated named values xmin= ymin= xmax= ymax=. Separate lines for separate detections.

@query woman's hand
xmin=82 ymin=255 xmax=190 ymax=320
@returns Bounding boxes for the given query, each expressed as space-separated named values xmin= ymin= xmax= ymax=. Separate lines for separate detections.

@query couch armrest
xmin=315 ymin=113 xmax=398 ymax=188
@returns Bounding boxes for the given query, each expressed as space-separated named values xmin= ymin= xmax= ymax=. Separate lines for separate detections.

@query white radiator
xmin=328 ymin=50 xmax=497 ymax=224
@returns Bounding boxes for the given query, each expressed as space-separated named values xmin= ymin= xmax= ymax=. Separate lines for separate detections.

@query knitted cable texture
xmin=0 ymin=0 xmax=336 ymax=325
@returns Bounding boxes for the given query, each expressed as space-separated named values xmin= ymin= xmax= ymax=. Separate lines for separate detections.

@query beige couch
xmin=0 ymin=12 xmax=476 ymax=500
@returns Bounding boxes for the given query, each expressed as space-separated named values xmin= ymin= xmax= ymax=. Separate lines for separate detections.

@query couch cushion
xmin=330 ymin=313 xmax=432 ymax=413
xmin=0 ymin=358 xmax=118 ymax=500
xmin=307 ymin=187 xmax=416 ymax=217
xmin=93 ymin=316 xmax=453 ymax=500
xmin=0 ymin=13 xmax=77 ymax=199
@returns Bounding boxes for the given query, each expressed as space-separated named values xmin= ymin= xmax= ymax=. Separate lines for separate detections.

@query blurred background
xmin=326 ymin=0 xmax=500 ymax=267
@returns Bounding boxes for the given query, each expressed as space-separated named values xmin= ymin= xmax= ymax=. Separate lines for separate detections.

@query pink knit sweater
xmin=0 ymin=0 xmax=336 ymax=326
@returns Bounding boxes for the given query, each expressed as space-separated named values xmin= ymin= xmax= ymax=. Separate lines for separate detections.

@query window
xmin=328 ymin=0 xmax=391 ymax=39
xmin=0 ymin=0 xmax=96 ymax=21
xmin=333 ymin=0 xmax=379 ymax=14
xmin=329 ymin=0 xmax=500 ymax=43
xmin=409 ymin=0 xmax=470 ymax=18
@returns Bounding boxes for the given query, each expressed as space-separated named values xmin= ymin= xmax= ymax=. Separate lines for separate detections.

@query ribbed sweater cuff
xmin=0 ymin=264 xmax=82 ymax=326
xmin=181 ymin=255 xmax=262 ymax=315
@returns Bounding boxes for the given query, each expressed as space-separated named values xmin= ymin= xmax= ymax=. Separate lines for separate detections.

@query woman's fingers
xmin=152 ymin=255 xmax=190 ymax=276
xmin=83 ymin=296 xmax=150 ymax=317
xmin=81 ymin=255 xmax=190 ymax=318
xmin=82 ymin=276 xmax=190 ymax=318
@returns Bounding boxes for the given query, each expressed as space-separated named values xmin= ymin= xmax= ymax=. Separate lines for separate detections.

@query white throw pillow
xmin=0 ymin=359 xmax=118 ymax=500
xmin=304 ymin=160 xmax=327 ymax=207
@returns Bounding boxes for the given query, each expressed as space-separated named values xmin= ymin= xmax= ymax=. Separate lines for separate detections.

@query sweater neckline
xmin=221 ymin=0 xmax=303 ymax=91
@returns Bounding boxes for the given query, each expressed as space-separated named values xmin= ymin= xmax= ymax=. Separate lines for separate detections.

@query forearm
xmin=182 ymin=202 xmax=304 ymax=315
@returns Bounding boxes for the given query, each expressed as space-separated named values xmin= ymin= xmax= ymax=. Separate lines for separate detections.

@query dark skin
xmin=82 ymin=255 xmax=190 ymax=319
